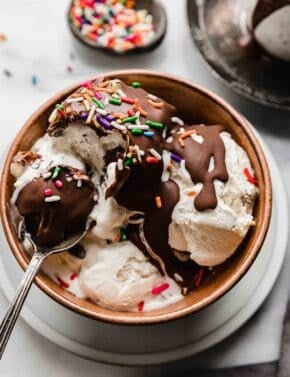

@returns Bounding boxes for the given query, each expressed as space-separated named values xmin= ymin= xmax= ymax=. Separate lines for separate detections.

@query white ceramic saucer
xmin=0 ymin=138 xmax=288 ymax=366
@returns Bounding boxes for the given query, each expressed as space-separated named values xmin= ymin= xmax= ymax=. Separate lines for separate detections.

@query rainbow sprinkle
xmin=195 ymin=268 xmax=205 ymax=288
xmin=138 ymin=301 xmax=145 ymax=312
xmin=151 ymin=283 xmax=169 ymax=295
xmin=55 ymin=180 xmax=63 ymax=189
xmin=56 ymin=275 xmax=70 ymax=289
xmin=0 ymin=33 xmax=7 ymax=41
xmin=146 ymin=156 xmax=159 ymax=164
xmin=244 ymin=167 xmax=258 ymax=186
xmin=51 ymin=166 xmax=61 ymax=180
xmin=44 ymin=188 xmax=53 ymax=197
xmin=131 ymin=81 xmax=141 ymax=88
xmin=155 ymin=196 xmax=162 ymax=208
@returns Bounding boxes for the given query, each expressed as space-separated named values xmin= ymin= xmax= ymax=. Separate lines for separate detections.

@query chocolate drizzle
xmin=108 ymin=123 xmax=227 ymax=287
xmin=16 ymin=79 xmax=235 ymax=293
xmin=252 ymin=0 xmax=290 ymax=28
xmin=127 ymin=181 xmax=199 ymax=290
xmin=93 ymin=82 xmax=229 ymax=290
xmin=167 ymin=125 xmax=228 ymax=211
xmin=16 ymin=167 xmax=96 ymax=246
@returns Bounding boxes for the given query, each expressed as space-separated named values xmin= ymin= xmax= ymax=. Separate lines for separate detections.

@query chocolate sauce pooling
xmin=252 ymin=0 xmax=290 ymax=28
xmin=16 ymin=167 xmax=95 ymax=246
xmin=167 ymin=124 xmax=228 ymax=211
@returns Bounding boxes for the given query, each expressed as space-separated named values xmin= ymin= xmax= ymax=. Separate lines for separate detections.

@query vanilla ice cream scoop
xmin=168 ymin=131 xmax=257 ymax=266
xmin=252 ymin=0 xmax=290 ymax=62
xmin=79 ymin=241 xmax=163 ymax=311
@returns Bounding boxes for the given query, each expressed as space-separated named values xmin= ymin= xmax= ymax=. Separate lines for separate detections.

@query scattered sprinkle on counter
xmin=3 ymin=69 xmax=12 ymax=77
xmin=31 ymin=75 xmax=38 ymax=86
xmin=0 ymin=33 xmax=7 ymax=41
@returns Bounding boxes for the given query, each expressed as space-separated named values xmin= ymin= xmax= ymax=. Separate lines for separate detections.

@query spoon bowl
xmin=67 ymin=0 xmax=167 ymax=55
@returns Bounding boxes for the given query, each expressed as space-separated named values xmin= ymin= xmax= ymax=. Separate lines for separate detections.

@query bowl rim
xmin=0 ymin=69 xmax=272 ymax=325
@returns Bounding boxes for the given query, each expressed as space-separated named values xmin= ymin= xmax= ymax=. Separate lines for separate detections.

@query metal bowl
xmin=187 ymin=0 xmax=290 ymax=110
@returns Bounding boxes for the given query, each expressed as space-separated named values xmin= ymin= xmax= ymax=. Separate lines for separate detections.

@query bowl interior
xmin=0 ymin=70 xmax=272 ymax=324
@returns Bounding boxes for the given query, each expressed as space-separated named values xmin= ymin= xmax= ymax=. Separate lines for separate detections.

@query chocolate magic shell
xmin=15 ymin=166 xmax=96 ymax=246
xmin=0 ymin=71 xmax=272 ymax=324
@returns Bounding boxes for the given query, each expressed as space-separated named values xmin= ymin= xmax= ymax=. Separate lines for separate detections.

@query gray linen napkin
xmin=277 ymin=301 xmax=290 ymax=377
xmin=185 ymin=301 xmax=290 ymax=377
xmin=189 ymin=363 xmax=277 ymax=377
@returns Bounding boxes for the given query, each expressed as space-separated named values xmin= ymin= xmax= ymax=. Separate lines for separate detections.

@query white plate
xmin=0 ymin=137 xmax=288 ymax=366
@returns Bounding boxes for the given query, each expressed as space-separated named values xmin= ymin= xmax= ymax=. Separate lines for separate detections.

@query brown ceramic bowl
xmin=0 ymin=70 xmax=272 ymax=325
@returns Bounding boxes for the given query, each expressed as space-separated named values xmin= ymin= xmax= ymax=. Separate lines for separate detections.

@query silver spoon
xmin=0 ymin=225 xmax=88 ymax=359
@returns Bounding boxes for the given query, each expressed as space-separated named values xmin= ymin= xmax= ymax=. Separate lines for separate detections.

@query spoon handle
xmin=0 ymin=250 xmax=45 ymax=359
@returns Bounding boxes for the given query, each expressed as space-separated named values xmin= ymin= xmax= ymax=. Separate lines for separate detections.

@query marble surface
xmin=0 ymin=0 xmax=290 ymax=375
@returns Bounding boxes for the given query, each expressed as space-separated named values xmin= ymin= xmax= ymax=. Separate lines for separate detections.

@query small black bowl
xmin=67 ymin=0 xmax=167 ymax=56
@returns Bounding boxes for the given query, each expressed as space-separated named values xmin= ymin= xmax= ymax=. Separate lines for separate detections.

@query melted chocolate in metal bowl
xmin=187 ymin=0 xmax=290 ymax=110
